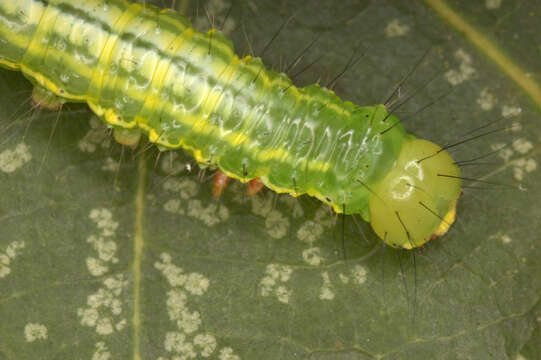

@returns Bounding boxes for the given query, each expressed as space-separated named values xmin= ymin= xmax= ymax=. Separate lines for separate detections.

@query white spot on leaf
xmin=101 ymin=157 xmax=120 ymax=172
xmin=297 ymin=220 xmax=324 ymax=245
xmin=164 ymin=332 xmax=196 ymax=358
xmin=160 ymin=152 xmax=186 ymax=176
xmin=502 ymin=105 xmax=522 ymax=118
xmin=445 ymin=49 xmax=475 ymax=85
xmin=302 ymin=247 xmax=323 ymax=266
xmin=92 ymin=342 xmax=111 ymax=360
xmin=259 ymin=264 xmax=293 ymax=303
xmin=265 ymin=210 xmax=289 ymax=239
xmin=155 ymin=253 xmax=234 ymax=359
xmin=219 ymin=347 xmax=240 ymax=360
xmin=77 ymin=274 xmax=128 ymax=335
xmin=385 ymin=19 xmax=410 ymax=38
xmin=477 ymin=88 xmax=496 ymax=110
xmin=512 ymin=138 xmax=533 ymax=154
xmin=78 ymin=116 xmax=111 ymax=153
xmin=485 ymin=0 xmax=503 ymax=9
xmin=0 ymin=142 xmax=32 ymax=173
xmin=187 ymin=199 xmax=230 ymax=226
xmin=85 ymin=209 xmax=119 ymax=276
xmin=194 ymin=334 xmax=217 ymax=357
xmin=319 ymin=272 xmax=335 ymax=300
xmin=0 ymin=241 xmax=25 ymax=279
xmin=352 ymin=265 xmax=368 ymax=285
xmin=339 ymin=273 xmax=350 ymax=284
xmin=164 ymin=199 xmax=181 ymax=213
xmin=89 ymin=208 xmax=119 ymax=237
xmin=24 ymin=323 xmax=47 ymax=342
xmin=513 ymin=158 xmax=537 ymax=181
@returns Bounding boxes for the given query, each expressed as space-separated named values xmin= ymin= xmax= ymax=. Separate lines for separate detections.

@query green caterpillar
xmin=0 ymin=0 xmax=461 ymax=249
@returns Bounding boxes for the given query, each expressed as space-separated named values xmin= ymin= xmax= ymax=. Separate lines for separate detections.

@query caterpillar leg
xmin=32 ymin=86 xmax=65 ymax=111
xmin=212 ymin=170 xmax=230 ymax=198
xmin=246 ymin=178 xmax=265 ymax=196
xmin=113 ymin=127 xmax=142 ymax=148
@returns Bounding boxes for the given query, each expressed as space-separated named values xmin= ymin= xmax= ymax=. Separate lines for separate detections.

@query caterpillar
xmin=0 ymin=0 xmax=462 ymax=249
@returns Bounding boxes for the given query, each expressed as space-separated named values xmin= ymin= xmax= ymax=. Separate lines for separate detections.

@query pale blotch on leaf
xmin=250 ymin=195 xmax=291 ymax=236
xmin=501 ymin=234 xmax=512 ymax=244
xmin=385 ymin=19 xmax=410 ymax=38
xmin=476 ymin=88 xmax=496 ymax=111
xmin=502 ymin=105 xmax=522 ymax=118
xmin=512 ymin=138 xmax=533 ymax=154
xmin=86 ymin=257 xmax=108 ymax=277
xmin=101 ymin=157 xmax=120 ymax=172
xmin=164 ymin=332 xmax=196 ymax=358
xmin=513 ymin=158 xmax=537 ymax=181
xmin=155 ymin=253 xmax=188 ymax=287
xmin=184 ymin=273 xmax=210 ymax=296
xmin=77 ymin=274 xmax=128 ymax=335
xmin=187 ymin=199 xmax=230 ymax=226
xmin=160 ymin=151 xmax=187 ymax=176
xmin=491 ymin=142 xmax=513 ymax=162
xmin=319 ymin=272 xmax=335 ymax=301
xmin=314 ymin=206 xmax=336 ymax=228
xmin=24 ymin=323 xmax=47 ymax=342
xmin=491 ymin=142 xmax=536 ymax=181
xmin=485 ymin=0 xmax=503 ymax=10
xmin=163 ymin=178 xmax=199 ymax=199
xmin=162 ymin=179 xmax=229 ymax=225
xmin=275 ymin=285 xmax=292 ymax=304
xmin=86 ymin=209 xmax=119 ymax=276
xmin=444 ymin=49 xmax=475 ymax=86
xmin=278 ymin=196 xmax=304 ymax=218
xmin=302 ymin=247 xmax=323 ymax=266
xmin=164 ymin=199 xmax=181 ymax=214
xmin=92 ymin=342 xmax=111 ymax=360
xmin=265 ymin=210 xmax=289 ymax=239
xmin=511 ymin=121 xmax=522 ymax=132
xmin=259 ymin=264 xmax=293 ymax=304
xmin=339 ymin=273 xmax=350 ymax=284
xmin=155 ymin=253 xmax=234 ymax=359
xmin=0 ymin=142 xmax=32 ymax=173
xmin=78 ymin=116 xmax=111 ymax=153
xmin=0 ymin=240 xmax=25 ymax=278
xmin=352 ymin=265 xmax=368 ymax=285
xmin=249 ymin=194 xmax=273 ymax=216
xmin=297 ymin=220 xmax=324 ymax=245
xmin=219 ymin=347 xmax=241 ymax=360
xmin=89 ymin=208 xmax=119 ymax=237
xmin=194 ymin=333 xmax=218 ymax=357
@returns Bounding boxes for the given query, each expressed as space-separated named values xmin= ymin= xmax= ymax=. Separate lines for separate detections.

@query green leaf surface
xmin=1 ymin=0 xmax=540 ymax=359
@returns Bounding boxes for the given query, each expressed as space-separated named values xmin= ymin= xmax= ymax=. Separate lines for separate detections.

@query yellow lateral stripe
xmin=0 ymin=59 xmax=19 ymax=70
xmin=425 ymin=0 xmax=541 ymax=110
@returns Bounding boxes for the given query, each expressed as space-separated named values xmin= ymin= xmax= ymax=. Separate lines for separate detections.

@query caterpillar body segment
xmin=0 ymin=0 xmax=462 ymax=248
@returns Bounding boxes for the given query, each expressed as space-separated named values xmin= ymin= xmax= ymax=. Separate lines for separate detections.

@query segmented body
xmin=0 ymin=0 xmax=462 ymax=249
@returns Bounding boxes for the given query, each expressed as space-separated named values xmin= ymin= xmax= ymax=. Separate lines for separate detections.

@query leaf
xmin=1 ymin=0 xmax=540 ymax=359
